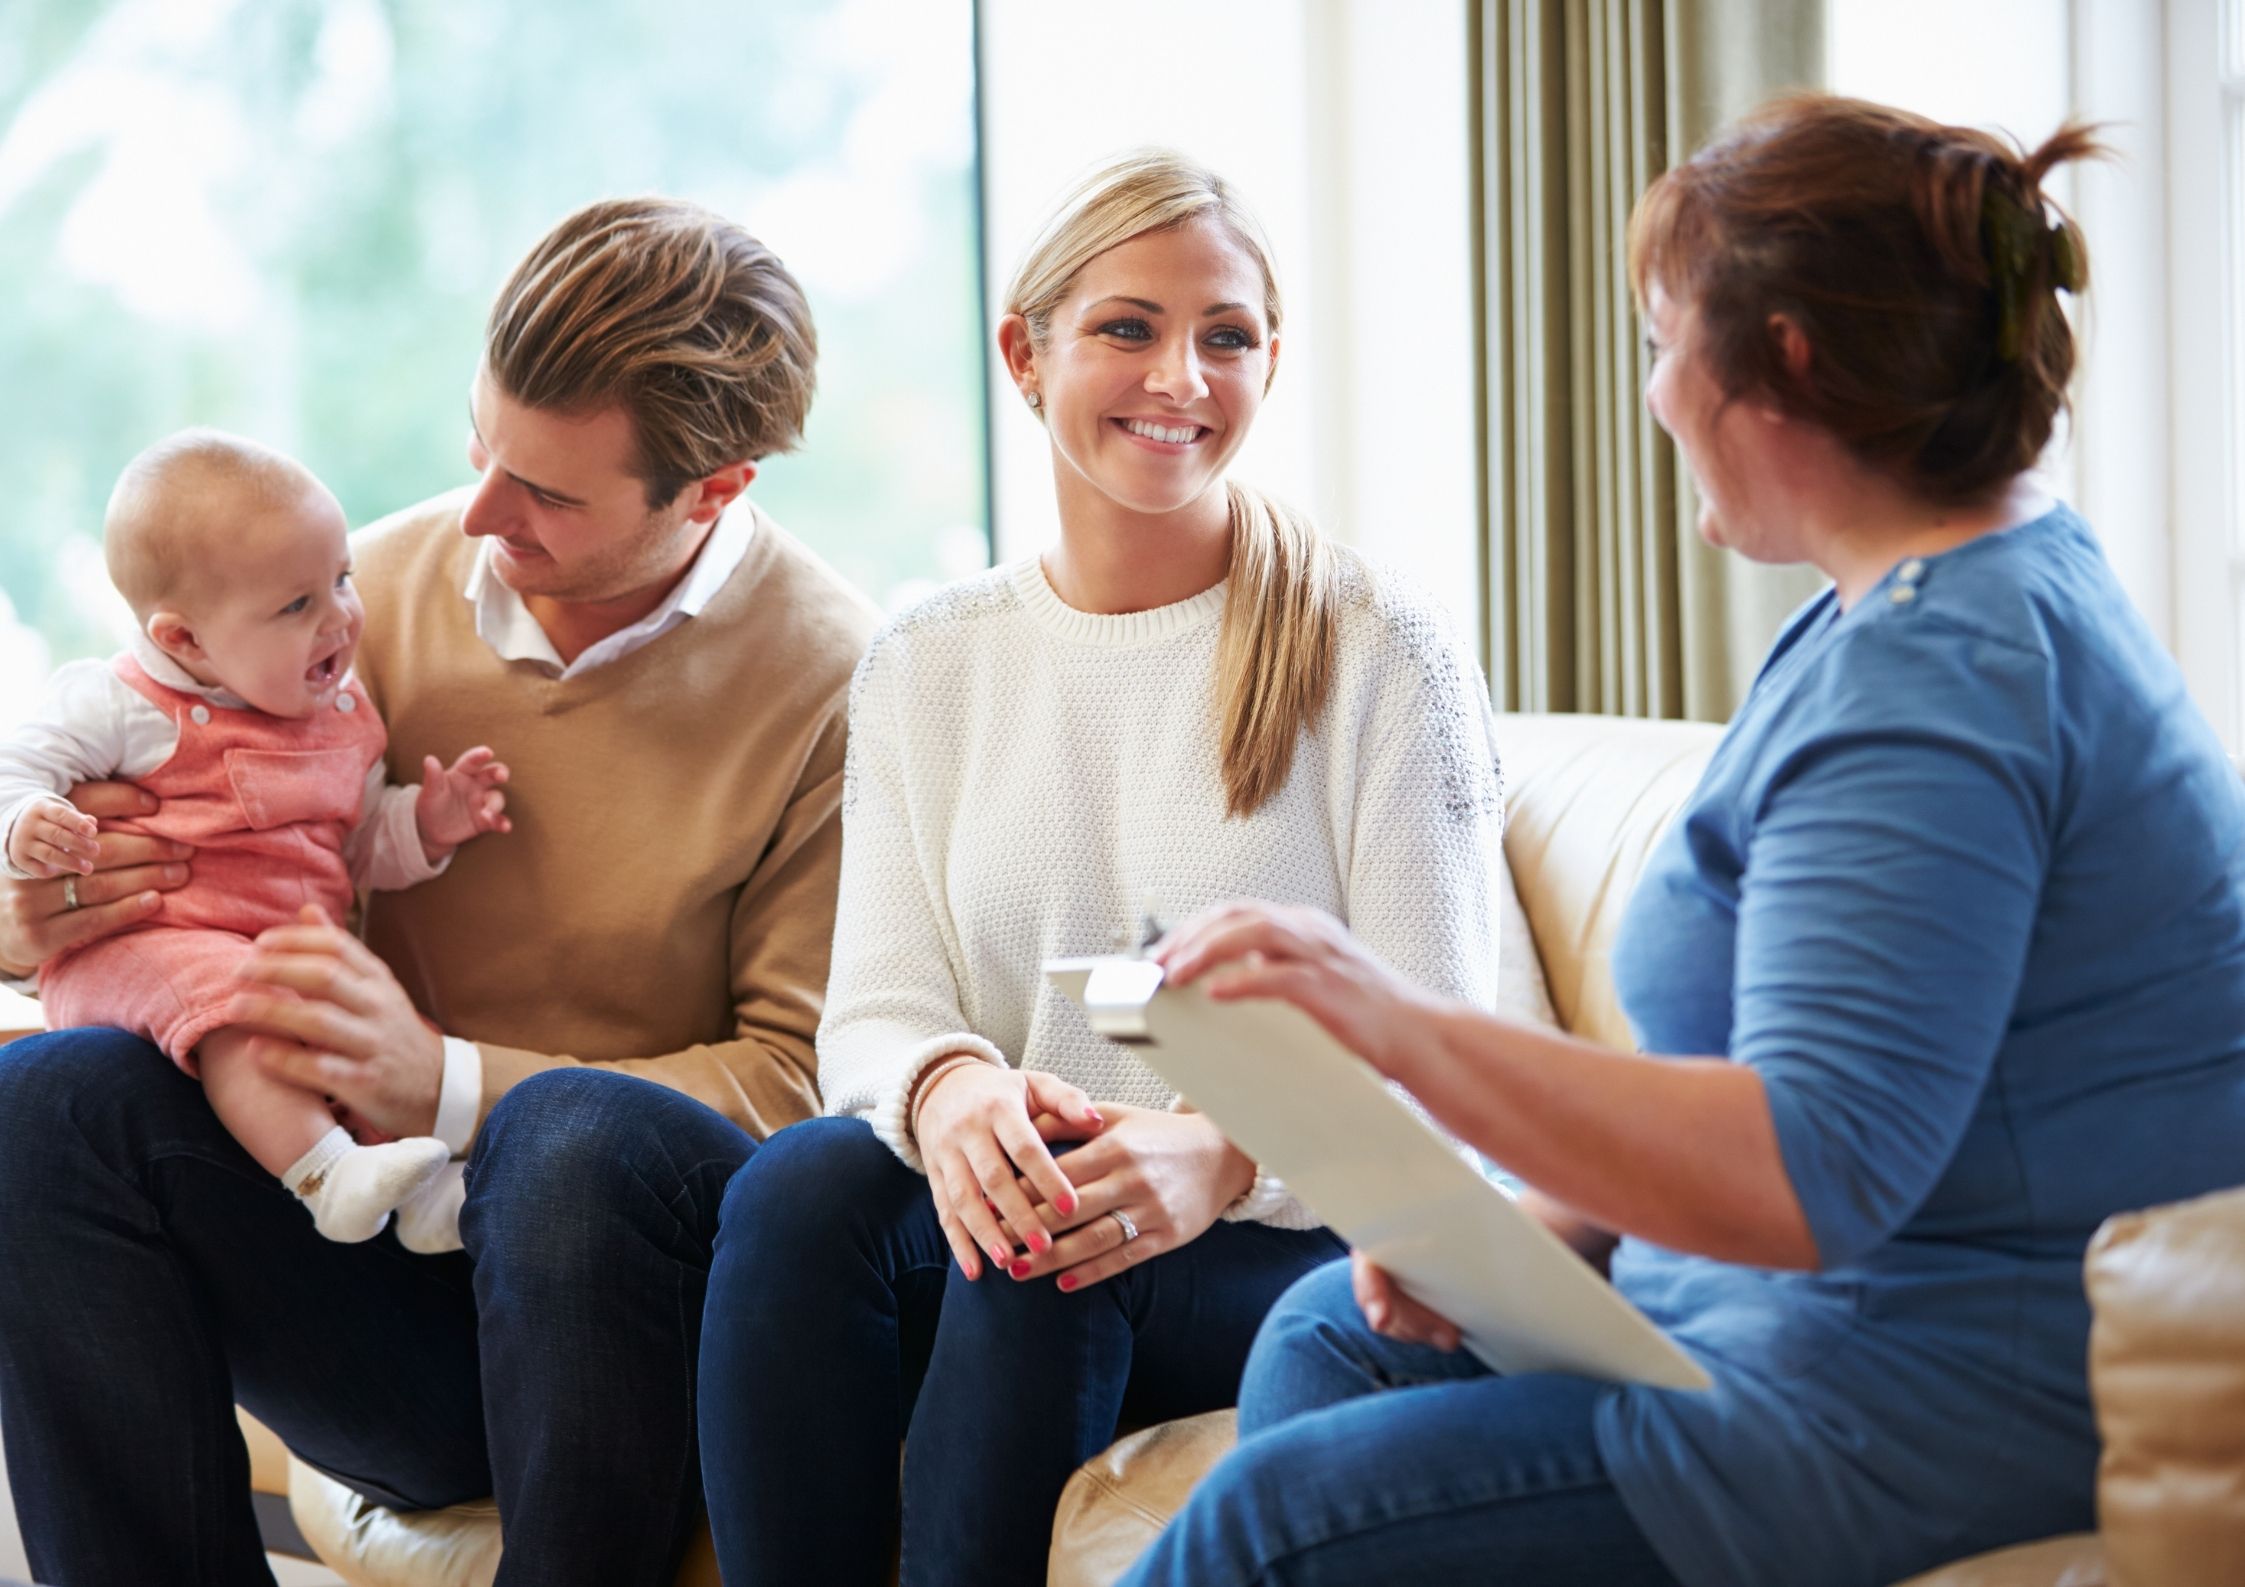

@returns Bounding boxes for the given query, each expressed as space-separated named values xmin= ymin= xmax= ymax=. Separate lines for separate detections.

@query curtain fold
xmin=1472 ymin=0 xmax=1825 ymax=721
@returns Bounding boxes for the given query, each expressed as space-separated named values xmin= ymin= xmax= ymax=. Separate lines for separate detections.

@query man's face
xmin=461 ymin=371 xmax=709 ymax=605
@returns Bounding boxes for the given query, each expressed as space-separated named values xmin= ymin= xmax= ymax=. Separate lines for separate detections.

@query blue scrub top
xmin=1598 ymin=505 xmax=2245 ymax=1587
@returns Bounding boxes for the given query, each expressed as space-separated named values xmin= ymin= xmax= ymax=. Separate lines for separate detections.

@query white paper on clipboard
xmin=1047 ymin=955 xmax=1711 ymax=1392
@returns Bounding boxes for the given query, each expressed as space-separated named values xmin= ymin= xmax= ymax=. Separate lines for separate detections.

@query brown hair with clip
xmin=1628 ymin=93 xmax=2105 ymax=506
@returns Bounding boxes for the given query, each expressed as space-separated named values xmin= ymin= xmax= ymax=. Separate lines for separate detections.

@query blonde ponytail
xmin=1217 ymin=482 xmax=1340 ymax=816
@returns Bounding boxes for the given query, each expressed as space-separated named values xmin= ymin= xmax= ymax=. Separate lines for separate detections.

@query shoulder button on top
xmin=1898 ymin=558 xmax=1926 ymax=583
xmin=189 ymin=704 xmax=212 ymax=725
xmin=338 ymin=692 xmax=358 ymax=713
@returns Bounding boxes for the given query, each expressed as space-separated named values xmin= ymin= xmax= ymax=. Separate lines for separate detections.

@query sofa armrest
xmin=2087 ymin=1185 xmax=2245 ymax=1587
xmin=1048 ymin=1411 xmax=1236 ymax=1587
xmin=1887 ymin=1534 xmax=2104 ymax=1587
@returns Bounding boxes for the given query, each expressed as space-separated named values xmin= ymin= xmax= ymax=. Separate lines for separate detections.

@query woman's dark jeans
xmin=697 ymin=1115 xmax=1346 ymax=1587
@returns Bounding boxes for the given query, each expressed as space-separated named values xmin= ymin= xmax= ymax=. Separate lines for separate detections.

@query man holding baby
xmin=0 ymin=196 xmax=876 ymax=1585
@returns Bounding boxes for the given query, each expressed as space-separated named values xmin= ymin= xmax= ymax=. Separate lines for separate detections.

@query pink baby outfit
xmin=38 ymin=655 xmax=389 ymax=1074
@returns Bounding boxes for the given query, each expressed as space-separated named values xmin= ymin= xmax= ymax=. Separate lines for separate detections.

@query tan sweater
xmin=350 ymin=492 xmax=878 ymax=1139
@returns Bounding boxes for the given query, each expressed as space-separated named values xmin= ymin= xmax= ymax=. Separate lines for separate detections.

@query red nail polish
xmin=1058 ymin=1275 xmax=1078 ymax=1291
xmin=989 ymin=1245 xmax=1009 ymax=1266
xmin=1009 ymin=1260 xmax=1031 ymax=1279
xmin=1030 ymin=1231 xmax=1051 ymax=1254
xmin=1055 ymin=1195 xmax=1077 ymax=1217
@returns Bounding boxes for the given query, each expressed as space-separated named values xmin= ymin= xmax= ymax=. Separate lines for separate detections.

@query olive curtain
xmin=1471 ymin=0 xmax=1826 ymax=720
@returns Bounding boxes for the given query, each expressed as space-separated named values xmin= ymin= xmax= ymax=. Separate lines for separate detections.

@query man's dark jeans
xmin=0 ymin=1029 xmax=753 ymax=1587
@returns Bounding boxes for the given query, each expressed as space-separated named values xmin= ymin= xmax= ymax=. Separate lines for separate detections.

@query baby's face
xmin=185 ymin=490 xmax=364 ymax=718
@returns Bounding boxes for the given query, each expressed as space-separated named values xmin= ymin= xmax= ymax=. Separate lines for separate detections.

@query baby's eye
xmin=279 ymin=596 xmax=310 ymax=617
xmin=335 ymin=569 xmax=353 ymax=589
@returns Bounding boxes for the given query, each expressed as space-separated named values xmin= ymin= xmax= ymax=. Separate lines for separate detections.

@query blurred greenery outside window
xmin=0 ymin=0 xmax=990 ymax=728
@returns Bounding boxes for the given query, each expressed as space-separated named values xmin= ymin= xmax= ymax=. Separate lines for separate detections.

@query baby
xmin=0 ymin=430 xmax=509 ymax=1251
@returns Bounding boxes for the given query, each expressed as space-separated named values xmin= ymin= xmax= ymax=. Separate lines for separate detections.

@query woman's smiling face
xmin=1025 ymin=217 xmax=1277 ymax=519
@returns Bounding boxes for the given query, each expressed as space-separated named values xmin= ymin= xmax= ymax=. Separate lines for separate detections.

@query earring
xmin=1025 ymin=390 xmax=1042 ymax=411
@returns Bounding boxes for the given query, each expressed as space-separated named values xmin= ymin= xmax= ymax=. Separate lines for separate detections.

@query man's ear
xmin=683 ymin=460 xmax=759 ymax=526
xmin=145 ymin=612 xmax=205 ymax=667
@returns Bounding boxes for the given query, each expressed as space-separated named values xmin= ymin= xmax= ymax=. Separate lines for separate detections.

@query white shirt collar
xmin=127 ymin=631 xmax=252 ymax=709
xmin=460 ymin=503 xmax=759 ymax=679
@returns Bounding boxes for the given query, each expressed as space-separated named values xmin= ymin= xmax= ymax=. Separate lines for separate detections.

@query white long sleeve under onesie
xmin=0 ymin=634 xmax=443 ymax=894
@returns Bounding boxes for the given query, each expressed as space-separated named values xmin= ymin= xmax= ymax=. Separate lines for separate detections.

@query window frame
xmin=2170 ymin=0 xmax=2245 ymax=746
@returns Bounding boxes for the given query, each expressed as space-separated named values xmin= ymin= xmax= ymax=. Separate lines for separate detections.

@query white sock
xmin=395 ymin=1158 xmax=467 ymax=1254
xmin=282 ymin=1127 xmax=450 ymax=1244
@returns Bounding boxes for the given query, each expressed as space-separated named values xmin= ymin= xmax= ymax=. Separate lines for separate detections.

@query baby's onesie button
xmin=337 ymin=693 xmax=358 ymax=713
xmin=189 ymin=704 xmax=211 ymax=725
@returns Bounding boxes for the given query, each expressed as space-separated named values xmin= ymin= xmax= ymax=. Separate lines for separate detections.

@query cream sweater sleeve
xmin=815 ymin=641 xmax=1007 ymax=1171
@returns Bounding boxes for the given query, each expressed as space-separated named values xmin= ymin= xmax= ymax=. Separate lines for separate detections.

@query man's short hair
xmin=484 ymin=197 xmax=818 ymax=506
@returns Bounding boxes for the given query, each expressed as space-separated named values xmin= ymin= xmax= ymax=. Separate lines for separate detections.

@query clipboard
xmin=1047 ymin=955 xmax=1712 ymax=1392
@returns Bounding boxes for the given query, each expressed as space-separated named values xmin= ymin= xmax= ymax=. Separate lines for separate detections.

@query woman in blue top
xmin=1115 ymin=94 xmax=2245 ymax=1587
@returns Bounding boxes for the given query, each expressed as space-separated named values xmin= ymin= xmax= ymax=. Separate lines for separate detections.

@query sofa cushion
xmin=1494 ymin=713 xmax=1720 ymax=1052
xmin=288 ymin=1455 xmax=721 ymax=1587
xmin=1045 ymin=1413 xmax=2103 ymax=1587
xmin=2086 ymin=1185 xmax=2245 ymax=1587
xmin=239 ymin=1408 xmax=291 ymax=1498
xmin=1889 ymin=1535 xmax=2106 ymax=1587
xmin=1047 ymin=1411 xmax=1236 ymax=1587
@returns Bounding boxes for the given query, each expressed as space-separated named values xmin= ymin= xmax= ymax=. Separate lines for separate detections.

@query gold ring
xmin=62 ymin=876 xmax=81 ymax=912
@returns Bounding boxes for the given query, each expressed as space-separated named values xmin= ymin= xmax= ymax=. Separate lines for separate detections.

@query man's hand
xmin=0 ymin=782 xmax=191 ymax=977
xmin=226 ymin=904 xmax=446 ymax=1139
xmin=7 ymin=797 xmax=99 ymax=878
xmin=413 ymin=747 xmax=512 ymax=862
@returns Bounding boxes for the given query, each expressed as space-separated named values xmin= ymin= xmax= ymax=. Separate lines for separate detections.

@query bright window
xmin=2172 ymin=0 xmax=2245 ymax=745
xmin=0 ymin=0 xmax=988 ymax=728
xmin=2228 ymin=0 xmax=2245 ymax=729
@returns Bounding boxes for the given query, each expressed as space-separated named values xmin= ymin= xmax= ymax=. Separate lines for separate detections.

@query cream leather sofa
xmin=233 ymin=712 xmax=2242 ymax=1586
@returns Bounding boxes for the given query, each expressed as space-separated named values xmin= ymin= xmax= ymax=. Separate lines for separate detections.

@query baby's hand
xmin=7 ymin=797 xmax=100 ymax=878
xmin=414 ymin=747 xmax=512 ymax=861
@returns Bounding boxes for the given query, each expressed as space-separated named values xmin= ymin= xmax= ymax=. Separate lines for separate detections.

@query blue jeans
xmin=698 ymin=1115 xmax=1347 ymax=1587
xmin=1118 ymin=1260 xmax=1682 ymax=1587
xmin=0 ymin=1031 xmax=752 ymax=1586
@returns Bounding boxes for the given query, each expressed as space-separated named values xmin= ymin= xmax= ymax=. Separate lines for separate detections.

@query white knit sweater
xmin=817 ymin=554 xmax=1505 ymax=1228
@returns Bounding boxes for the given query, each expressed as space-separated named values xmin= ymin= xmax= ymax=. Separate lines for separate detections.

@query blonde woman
xmin=695 ymin=152 xmax=1505 ymax=1586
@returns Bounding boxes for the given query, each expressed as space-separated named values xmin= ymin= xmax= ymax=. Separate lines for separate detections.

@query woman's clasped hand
xmin=914 ymin=1058 xmax=1258 ymax=1290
